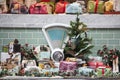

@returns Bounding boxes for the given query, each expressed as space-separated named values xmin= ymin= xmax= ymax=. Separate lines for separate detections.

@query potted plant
xmin=21 ymin=44 xmax=38 ymax=65
xmin=97 ymin=45 xmax=120 ymax=72
xmin=64 ymin=14 xmax=94 ymax=59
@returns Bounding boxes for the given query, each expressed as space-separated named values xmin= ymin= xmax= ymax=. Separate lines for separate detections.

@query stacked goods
xmin=87 ymin=0 xmax=104 ymax=13
xmin=0 ymin=0 xmax=8 ymax=13
xmin=104 ymin=0 xmax=113 ymax=12
xmin=59 ymin=61 xmax=77 ymax=76
xmin=113 ymin=0 xmax=120 ymax=12
xmin=54 ymin=0 xmax=68 ymax=14
xmin=29 ymin=2 xmax=54 ymax=14
xmin=65 ymin=1 xmax=83 ymax=14
xmin=9 ymin=0 xmax=29 ymax=14
xmin=0 ymin=0 xmax=119 ymax=14
xmin=18 ymin=0 xmax=36 ymax=5
xmin=21 ymin=0 xmax=36 ymax=8
xmin=104 ymin=0 xmax=120 ymax=14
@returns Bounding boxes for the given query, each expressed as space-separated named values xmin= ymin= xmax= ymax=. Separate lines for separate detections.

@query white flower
xmin=78 ymin=25 xmax=83 ymax=30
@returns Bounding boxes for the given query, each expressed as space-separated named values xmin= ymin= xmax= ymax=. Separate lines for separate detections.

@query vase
xmin=113 ymin=57 xmax=119 ymax=73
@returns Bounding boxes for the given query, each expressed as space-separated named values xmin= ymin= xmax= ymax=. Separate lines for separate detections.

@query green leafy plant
xmin=0 ymin=69 xmax=8 ymax=77
xmin=64 ymin=14 xmax=94 ymax=58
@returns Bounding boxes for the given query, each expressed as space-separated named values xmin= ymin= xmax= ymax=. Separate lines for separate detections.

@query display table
xmin=1 ymin=76 xmax=120 ymax=80
xmin=0 ymin=76 xmax=64 ymax=80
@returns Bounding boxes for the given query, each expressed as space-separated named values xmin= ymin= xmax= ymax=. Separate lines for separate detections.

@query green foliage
xmin=0 ymin=69 xmax=9 ymax=77
xmin=64 ymin=14 xmax=94 ymax=58
xmin=67 ymin=14 xmax=87 ymax=38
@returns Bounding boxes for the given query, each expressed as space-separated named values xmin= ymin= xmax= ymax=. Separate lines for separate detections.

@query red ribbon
xmin=102 ymin=68 xmax=104 ymax=76
xmin=94 ymin=0 xmax=99 ymax=13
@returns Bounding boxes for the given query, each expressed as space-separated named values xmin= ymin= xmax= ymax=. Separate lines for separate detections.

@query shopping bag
xmin=29 ymin=2 xmax=53 ymax=14
xmin=41 ymin=0 xmax=50 ymax=2
xmin=10 ymin=2 xmax=21 ymax=14
xmin=104 ymin=0 xmax=113 ymax=12
xmin=113 ymin=0 xmax=120 ymax=12
xmin=10 ymin=2 xmax=28 ymax=14
xmin=87 ymin=0 xmax=104 ymax=13
xmin=20 ymin=4 xmax=29 ymax=14
xmin=55 ymin=0 xmax=68 ymax=14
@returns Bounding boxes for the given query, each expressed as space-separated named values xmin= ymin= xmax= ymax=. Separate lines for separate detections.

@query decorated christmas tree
xmin=64 ymin=14 xmax=94 ymax=59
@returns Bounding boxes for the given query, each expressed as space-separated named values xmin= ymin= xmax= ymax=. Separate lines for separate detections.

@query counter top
xmin=1 ymin=76 xmax=120 ymax=80
xmin=0 ymin=14 xmax=120 ymax=28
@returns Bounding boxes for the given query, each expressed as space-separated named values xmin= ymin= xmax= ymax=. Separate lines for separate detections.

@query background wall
xmin=0 ymin=28 xmax=120 ymax=55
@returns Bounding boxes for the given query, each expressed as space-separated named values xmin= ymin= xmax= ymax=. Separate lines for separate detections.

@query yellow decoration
xmin=14 ymin=4 xmax=20 ymax=9
xmin=39 ymin=63 xmax=44 ymax=69
xmin=105 ymin=1 xmax=113 ymax=12
xmin=66 ymin=57 xmax=77 ymax=62
xmin=82 ymin=63 xmax=87 ymax=67
xmin=45 ymin=71 xmax=49 ymax=76
xmin=32 ymin=74 xmax=34 ymax=77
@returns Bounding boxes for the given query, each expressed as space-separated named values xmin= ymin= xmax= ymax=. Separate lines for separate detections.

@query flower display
xmin=20 ymin=44 xmax=38 ymax=60
xmin=97 ymin=45 xmax=120 ymax=65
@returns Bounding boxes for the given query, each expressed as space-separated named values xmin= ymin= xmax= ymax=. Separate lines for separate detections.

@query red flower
xmin=113 ymin=55 xmax=117 ymax=59
xmin=103 ymin=55 xmax=108 ymax=59
xmin=103 ymin=45 xmax=107 ymax=51
xmin=21 ymin=52 xmax=25 ymax=56
xmin=33 ymin=46 xmax=35 ymax=50
xmin=109 ymin=50 xmax=113 ymax=54
xmin=34 ymin=51 xmax=37 ymax=54
xmin=100 ymin=51 xmax=103 ymax=55
xmin=25 ymin=43 xmax=28 ymax=47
